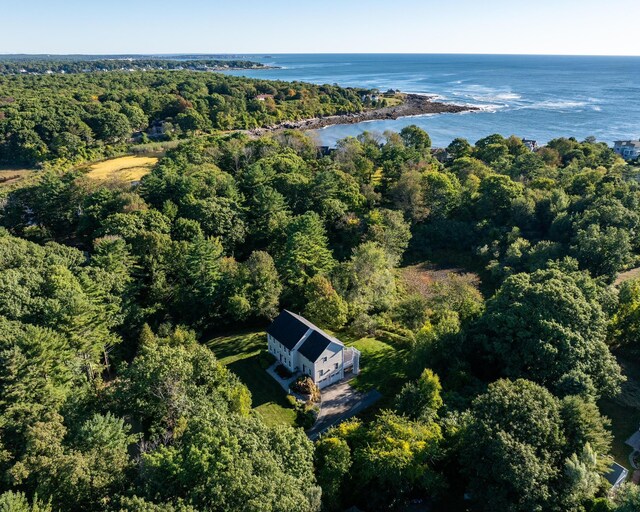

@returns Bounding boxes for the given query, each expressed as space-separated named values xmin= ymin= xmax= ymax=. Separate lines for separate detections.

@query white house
xmin=613 ymin=140 xmax=640 ymax=161
xmin=267 ymin=310 xmax=360 ymax=389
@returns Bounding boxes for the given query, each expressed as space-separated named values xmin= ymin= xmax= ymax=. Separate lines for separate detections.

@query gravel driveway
xmin=307 ymin=379 xmax=381 ymax=439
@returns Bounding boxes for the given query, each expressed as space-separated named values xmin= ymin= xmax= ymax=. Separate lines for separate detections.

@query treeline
xmin=1 ymin=127 xmax=640 ymax=510
xmin=0 ymin=71 xmax=380 ymax=167
xmin=0 ymin=58 xmax=267 ymax=75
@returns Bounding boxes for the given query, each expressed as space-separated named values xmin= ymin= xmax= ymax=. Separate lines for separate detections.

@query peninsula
xmin=248 ymin=93 xmax=478 ymax=134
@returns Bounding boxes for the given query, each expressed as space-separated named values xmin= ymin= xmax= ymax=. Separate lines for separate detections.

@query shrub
xmin=275 ymin=364 xmax=293 ymax=379
xmin=291 ymin=376 xmax=321 ymax=401
xmin=297 ymin=408 xmax=317 ymax=429
xmin=375 ymin=328 xmax=414 ymax=347
xmin=258 ymin=350 xmax=276 ymax=369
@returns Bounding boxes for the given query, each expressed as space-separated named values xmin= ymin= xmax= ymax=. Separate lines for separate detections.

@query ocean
xmin=221 ymin=54 xmax=640 ymax=148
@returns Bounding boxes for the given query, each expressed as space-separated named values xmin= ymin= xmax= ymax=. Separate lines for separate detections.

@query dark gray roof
xmin=267 ymin=310 xmax=343 ymax=361
xmin=266 ymin=310 xmax=311 ymax=350
xmin=298 ymin=330 xmax=335 ymax=362
xmin=605 ymin=462 xmax=628 ymax=487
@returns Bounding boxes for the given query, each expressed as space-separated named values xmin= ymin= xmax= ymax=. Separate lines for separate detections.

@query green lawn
xmin=599 ymin=353 xmax=640 ymax=472
xmin=206 ymin=330 xmax=297 ymax=427
xmin=341 ymin=334 xmax=408 ymax=413
xmin=206 ymin=327 xmax=407 ymax=426
xmin=599 ymin=399 xmax=640 ymax=469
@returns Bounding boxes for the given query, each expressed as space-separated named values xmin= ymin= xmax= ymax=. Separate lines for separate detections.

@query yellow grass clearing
xmin=0 ymin=169 xmax=36 ymax=188
xmin=87 ymin=155 xmax=158 ymax=183
xmin=381 ymin=95 xmax=403 ymax=107
xmin=615 ymin=266 xmax=640 ymax=286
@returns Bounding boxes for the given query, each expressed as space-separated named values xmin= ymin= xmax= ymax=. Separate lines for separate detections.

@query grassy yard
xmin=86 ymin=155 xmax=158 ymax=183
xmin=340 ymin=334 xmax=408 ymax=413
xmin=206 ymin=327 xmax=407 ymax=426
xmin=599 ymin=399 xmax=640 ymax=469
xmin=381 ymin=94 xmax=403 ymax=107
xmin=206 ymin=330 xmax=297 ymax=427
xmin=599 ymin=354 xmax=640 ymax=472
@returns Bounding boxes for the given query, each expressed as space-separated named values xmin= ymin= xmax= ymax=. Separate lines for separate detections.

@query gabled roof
xmin=267 ymin=310 xmax=343 ymax=361
xmin=266 ymin=310 xmax=311 ymax=350
xmin=614 ymin=140 xmax=640 ymax=147
xmin=605 ymin=462 xmax=628 ymax=487
xmin=298 ymin=330 xmax=339 ymax=362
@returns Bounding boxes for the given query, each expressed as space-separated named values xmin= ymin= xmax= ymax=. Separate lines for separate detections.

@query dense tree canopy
xmin=475 ymin=261 xmax=623 ymax=398
xmin=461 ymin=379 xmax=611 ymax=512
xmin=0 ymin=106 xmax=637 ymax=511
xmin=0 ymin=70 xmax=382 ymax=166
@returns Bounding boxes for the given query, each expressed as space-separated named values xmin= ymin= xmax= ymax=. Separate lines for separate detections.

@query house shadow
xmin=227 ymin=353 xmax=291 ymax=409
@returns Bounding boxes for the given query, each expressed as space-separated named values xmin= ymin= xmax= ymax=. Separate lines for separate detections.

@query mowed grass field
xmin=86 ymin=155 xmax=158 ymax=183
xmin=206 ymin=330 xmax=297 ymax=427
xmin=342 ymin=335 xmax=408 ymax=415
xmin=206 ymin=327 xmax=404 ymax=427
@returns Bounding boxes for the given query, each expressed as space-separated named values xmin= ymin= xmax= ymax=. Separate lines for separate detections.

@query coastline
xmin=247 ymin=94 xmax=479 ymax=135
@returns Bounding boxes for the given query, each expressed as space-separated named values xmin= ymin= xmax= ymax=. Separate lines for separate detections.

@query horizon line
xmin=2 ymin=52 xmax=640 ymax=58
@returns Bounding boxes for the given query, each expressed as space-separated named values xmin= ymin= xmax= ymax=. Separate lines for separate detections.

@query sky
xmin=1 ymin=0 xmax=639 ymax=56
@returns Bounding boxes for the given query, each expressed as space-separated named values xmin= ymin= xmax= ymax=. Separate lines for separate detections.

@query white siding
xmin=267 ymin=331 xmax=348 ymax=389
xmin=267 ymin=334 xmax=295 ymax=372
xmin=298 ymin=352 xmax=315 ymax=377
xmin=313 ymin=343 xmax=344 ymax=389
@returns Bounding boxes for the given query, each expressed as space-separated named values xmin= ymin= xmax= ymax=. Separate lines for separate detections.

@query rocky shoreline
xmin=248 ymin=93 xmax=478 ymax=135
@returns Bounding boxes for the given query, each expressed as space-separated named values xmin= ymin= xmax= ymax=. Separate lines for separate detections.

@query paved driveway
xmin=307 ymin=379 xmax=381 ymax=439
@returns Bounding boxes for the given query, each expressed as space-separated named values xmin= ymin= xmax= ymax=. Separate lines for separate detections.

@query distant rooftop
xmin=605 ymin=462 xmax=629 ymax=487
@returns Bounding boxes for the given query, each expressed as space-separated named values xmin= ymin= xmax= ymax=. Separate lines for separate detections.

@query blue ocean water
xmin=222 ymin=54 xmax=640 ymax=148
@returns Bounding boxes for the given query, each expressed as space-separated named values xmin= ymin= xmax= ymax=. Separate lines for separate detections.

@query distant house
xmin=360 ymin=93 xmax=380 ymax=102
xmin=255 ymin=94 xmax=273 ymax=101
xmin=522 ymin=139 xmax=538 ymax=151
xmin=614 ymin=140 xmax=640 ymax=161
xmin=148 ymin=120 xmax=170 ymax=137
xmin=605 ymin=462 xmax=629 ymax=489
xmin=267 ymin=310 xmax=360 ymax=389
xmin=318 ymin=146 xmax=336 ymax=157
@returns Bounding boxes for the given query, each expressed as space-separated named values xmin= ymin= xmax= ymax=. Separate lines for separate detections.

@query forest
xmin=1 ymin=119 xmax=640 ymax=511
xmin=0 ymin=58 xmax=268 ymax=75
xmin=0 ymin=71 xmax=382 ymax=167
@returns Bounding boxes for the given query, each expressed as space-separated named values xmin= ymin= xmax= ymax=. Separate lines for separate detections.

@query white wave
xmin=447 ymin=84 xmax=523 ymax=106
xmin=466 ymin=92 xmax=522 ymax=103
xmin=473 ymin=103 xmax=506 ymax=112
xmin=519 ymin=99 xmax=587 ymax=111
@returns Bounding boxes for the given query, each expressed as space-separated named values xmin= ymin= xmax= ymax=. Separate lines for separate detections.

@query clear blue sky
xmin=1 ymin=0 xmax=639 ymax=56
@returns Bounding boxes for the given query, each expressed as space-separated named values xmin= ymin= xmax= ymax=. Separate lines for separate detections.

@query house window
xmin=334 ymin=363 xmax=339 ymax=370
xmin=322 ymin=357 xmax=327 ymax=363
xmin=319 ymin=369 xmax=324 ymax=376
